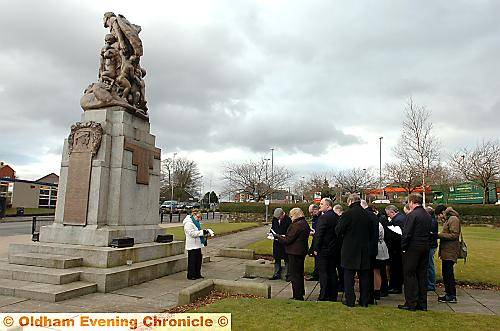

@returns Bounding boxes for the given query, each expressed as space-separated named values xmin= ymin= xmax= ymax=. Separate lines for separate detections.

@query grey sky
xmin=0 ymin=0 xmax=499 ymax=187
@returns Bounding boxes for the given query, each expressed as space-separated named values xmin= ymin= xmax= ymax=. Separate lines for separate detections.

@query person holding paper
xmin=398 ymin=193 xmax=431 ymax=311
xmin=275 ymin=207 xmax=310 ymax=300
xmin=385 ymin=205 xmax=406 ymax=294
xmin=183 ymin=210 xmax=214 ymax=280
xmin=270 ymin=208 xmax=292 ymax=280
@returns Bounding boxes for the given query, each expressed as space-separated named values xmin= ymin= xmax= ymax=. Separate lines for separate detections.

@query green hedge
xmin=219 ymin=202 xmax=500 ymax=216
xmin=219 ymin=202 xmax=312 ymax=214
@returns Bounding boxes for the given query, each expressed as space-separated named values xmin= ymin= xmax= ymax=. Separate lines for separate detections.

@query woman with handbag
xmin=435 ymin=205 xmax=461 ymax=303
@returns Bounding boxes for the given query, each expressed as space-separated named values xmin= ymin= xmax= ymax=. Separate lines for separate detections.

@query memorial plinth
xmin=40 ymin=107 xmax=164 ymax=246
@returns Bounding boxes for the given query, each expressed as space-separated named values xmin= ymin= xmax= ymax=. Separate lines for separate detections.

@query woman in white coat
xmin=183 ymin=210 xmax=212 ymax=280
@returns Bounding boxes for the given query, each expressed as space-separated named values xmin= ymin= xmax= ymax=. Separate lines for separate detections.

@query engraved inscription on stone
xmin=63 ymin=122 xmax=103 ymax=226
xmin=124 ymin=138 xmax=161 ymax=185
xmin=63 ymin=153 xmax=93 ymax=225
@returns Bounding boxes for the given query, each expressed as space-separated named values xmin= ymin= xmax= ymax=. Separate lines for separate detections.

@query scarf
xmin=191 ymin=215 xmax=206 ymax=246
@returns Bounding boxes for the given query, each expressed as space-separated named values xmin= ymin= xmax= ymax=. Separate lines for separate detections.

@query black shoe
xmin=342 ymin=301 xmax=355 ymax=308
xmin=438 ymin=295 xmax=457 ymax=303
xmin=269 ymin=275 xmax=281 ymax=280
xmin=416 ymin=305 xmax=428 ymax=311
xmin=380 ymin=291 xmax=389 ymax=297
xmin=388 ymin=289 xmax=402 ymax=294
xmin=187 ymin=276 xmax=197 ymax=280
xmin=374 ymin=290 xmax=381 ymax=300
xmin=398 ymin=304 xmax=416 ymax=311
xmin=291 ymin=297 xmax=304 ymax=301
xmin=285 ymin=277 xmax=291 ymax=282
xmin=305 ymin=276 xmax=319 ymax=281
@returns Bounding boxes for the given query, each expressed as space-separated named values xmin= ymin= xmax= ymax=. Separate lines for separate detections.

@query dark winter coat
xmin=429 ymin=216 xmax=439 ymax=249
xmin=277 ymin=217 xmax=310 ymax=256
xmin=366 ymin=209 xmax=380 ymax=257
xmin=314 ymin=210 xmax=340 ymax=257
xmin=272 ymin=215 xmax=292 ymax=259
xmin=335 ymin=201 xmax=373 ymax=270
xmin=401 ymin=206 xmax=431 ymax=250
xmin=392 ymin=212 xmax=407 ymax=229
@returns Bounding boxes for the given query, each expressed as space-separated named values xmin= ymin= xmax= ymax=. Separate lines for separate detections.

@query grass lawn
xmin=167 ymin=222 xmax=261 ymax=241
xmin=246 ymin=226 xmax=500 ymax=287
xmin=196 ymin=298 xmax=499 ymax=330
xmin=5 ymin=208 xmax=55 ymax=216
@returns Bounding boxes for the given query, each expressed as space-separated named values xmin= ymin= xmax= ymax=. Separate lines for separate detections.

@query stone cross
xmin=124 ymin=138 xmax=161 ymax=185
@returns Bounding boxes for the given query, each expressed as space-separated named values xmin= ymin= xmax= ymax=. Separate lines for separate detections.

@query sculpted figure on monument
xmin=81 ymin=12 xmax=148 ymax=117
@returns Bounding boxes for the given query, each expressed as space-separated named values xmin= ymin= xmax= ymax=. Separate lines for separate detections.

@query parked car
xmin=185 ymin=202 xmax=201 ymax=210
xmin=372 ymin=199 xmax=391 ymax=204
xmin=160 ymin=200 xmax=178 ymax=213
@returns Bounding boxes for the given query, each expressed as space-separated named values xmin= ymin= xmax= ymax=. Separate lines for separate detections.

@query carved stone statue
xmin=81 ymin=12 xmax=148 ymax=118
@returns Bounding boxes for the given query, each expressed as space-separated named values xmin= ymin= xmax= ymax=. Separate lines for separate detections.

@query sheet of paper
xmin=207 ymin=229 xmax=215 ymax=236
xmin=387 ymin=225 xmax=402 ymax=235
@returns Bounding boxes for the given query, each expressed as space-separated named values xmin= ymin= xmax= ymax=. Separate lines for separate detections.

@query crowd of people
xmin=270 ymin=193 xmax=463 ymax=310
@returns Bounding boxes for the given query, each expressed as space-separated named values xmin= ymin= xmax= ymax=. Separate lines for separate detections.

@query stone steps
xmin=9 ymin=253 xmax=83 ymax=269
xmin=9 ymin=241 xmax=185 ymax=268
xmin=0 ymin=260 xmax=81 ymax=285
xmin=78 ymin=254 xmax=210 ymax=292
xmin=0 ymin=278 xmax=97 ymax=302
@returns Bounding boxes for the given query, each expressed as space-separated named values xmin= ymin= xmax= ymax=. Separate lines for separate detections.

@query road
xmin=0 ymin=218 xmax=53 ymax=236
xmin=0 ymin=212 xmax=221 ymax=237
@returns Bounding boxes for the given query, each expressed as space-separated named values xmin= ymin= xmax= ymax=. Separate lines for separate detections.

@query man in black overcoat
xmin=335 ymin=193 xmax=373 ymax=307
xmin=398 ymin=193 xmax=431 ymax=311
xmin=314 ymin=198 xmax=340 ymax=301
xmin=270 ymin=208 xmax=292 ymax=280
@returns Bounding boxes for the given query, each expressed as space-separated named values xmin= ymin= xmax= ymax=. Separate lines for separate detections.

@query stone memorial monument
xmin=0 ymin=13 xmax=193 ymax=302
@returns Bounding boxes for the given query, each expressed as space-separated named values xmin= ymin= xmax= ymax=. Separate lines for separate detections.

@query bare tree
xmin=334 ymin=168 xmax=376 ymax=196
xmin=293 ymin=172 xmax=336 ymax=202
xmin=393 ymin=97 xmax=440 ymax=205
xmin=160 ymin=157 xmax=202 ymax=202
xmin=222 ymin=159 xmax=294 ymax=202
xmin=385 ymin=161 xmax=420 ymax=195
xmin=450 ymin=140 xmax=500 ymax=204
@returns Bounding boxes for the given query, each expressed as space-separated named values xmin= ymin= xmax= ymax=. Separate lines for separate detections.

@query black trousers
xmin=344 ymin=268 xmax=370 ymax=306
xmin=379 ymin=260 xmax=389 ymax=294
xmin=311 ymin=255 xmax=319 ymax=278
xmin=442 ymin=260 xmax=456 ymax=297
xmin=336 ymin=263 xmax=344 ymax=291
xmin=187 ymin=248 xmax=202 ymax=279
xmin=389 ymin=250 xmax=403 ymax=291
xmin=318 ymin=254 xmax=338 ymax=301
xmin=288 ymin=254 xmax=305 ymax=300
xmin=403 ymin=246 xmax=429 ymax=308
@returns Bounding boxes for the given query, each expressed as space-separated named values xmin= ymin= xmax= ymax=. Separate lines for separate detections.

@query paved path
xmin=0 ymin=224 xmax=498 ymax=316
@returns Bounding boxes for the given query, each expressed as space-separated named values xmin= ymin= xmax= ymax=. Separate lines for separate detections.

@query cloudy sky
xmin=0 ymin=0 xmax=499 ymax=193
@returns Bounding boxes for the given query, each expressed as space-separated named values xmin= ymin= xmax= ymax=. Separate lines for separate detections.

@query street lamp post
xmin=270 ymin=148 xmax=274 ymax=202
xmin=379 ymin=137 xmax=383 ymax=198
xmin=170 ymin=152 xmax=177 ymax=214
xmin=301 ymin=176 xmax=305 ymax=203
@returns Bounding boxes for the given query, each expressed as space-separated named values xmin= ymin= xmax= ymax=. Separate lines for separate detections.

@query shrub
xmin=220 ymin=202 xmax=500 ymax=216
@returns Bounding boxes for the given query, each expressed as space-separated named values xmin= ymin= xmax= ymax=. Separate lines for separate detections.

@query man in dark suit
xmin=385 ymin=204 xmax=406 ymax=294
xmin=270 ymin=208 xmax=292 ymax=280
xmin=398 ymin=193 xmax=431 ymax=311
xmin=336 ymin=193 xmax=373 ymax=307
xmin=314 ymin=198 xmax=340 ymax=301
